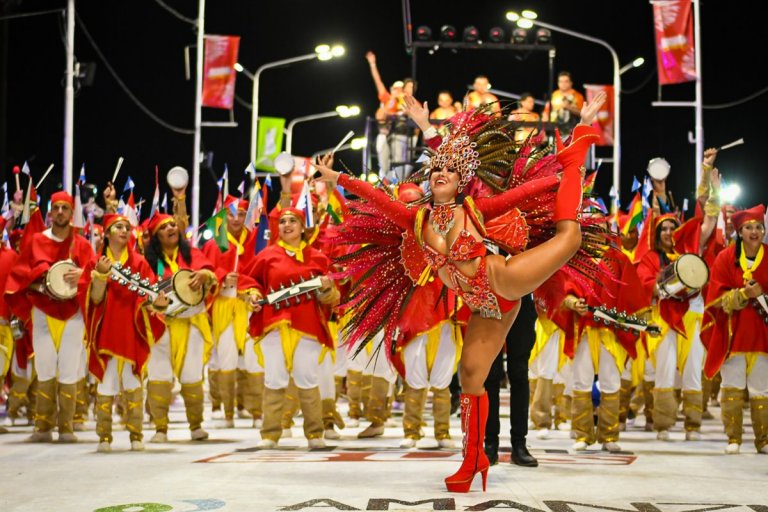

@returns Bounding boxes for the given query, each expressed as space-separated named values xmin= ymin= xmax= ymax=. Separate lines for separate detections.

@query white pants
xmin=555 ymin=360 xmax=573 ymax=396
xmin=402 ymin=324 xmax=457 ymax=389
xmin=97 ymin=358 xmax=142 ymax=396
xmin=654 ymin=323 xmax=704 ymax=390
xmin=347 ymin=331 xmax=397 ymax=383
xmin=571 ymin=336 xmax=621 ymax=393
xmin=208 ymin=346 xmax=219 ymax=371
xmin=319 ymin=352 xmax=337 ymax=400
xmin=243 ymin=337 xmax=264 ymax=374
xmin=146 ymin=326 xmax=206 ymax=384
xmin=214 ymin=324 xmax=239 ymax=372
xmin=529 ymin=331 xmax=560 ymax=380
xmin=720 ymin=354 xmax=768 ymax=397
xmin=31 ymin=307 xmax=85 ymax=384
xmin=260 ymin=330 xmax=322 ymax=390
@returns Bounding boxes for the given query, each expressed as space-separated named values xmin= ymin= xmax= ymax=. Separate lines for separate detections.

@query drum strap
xmin=739 ymin=243 xmax=764 ymax=282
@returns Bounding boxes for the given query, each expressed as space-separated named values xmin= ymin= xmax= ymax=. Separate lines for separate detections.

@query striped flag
xmin=326 ymin=187 xmax=347 ymax=225
xmin=295 ymin=181 xmax=314 ymax=228
xmin=623 ymin=192 xmax=644 ymax=235
xmin=582 ymin=170 xmax=597 ymax=195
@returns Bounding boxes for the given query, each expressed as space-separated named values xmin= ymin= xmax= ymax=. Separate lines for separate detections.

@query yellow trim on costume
xmin=0 ymin=324 xmax=13 ymax=377
xmin=45 ymin=315 xmax=68 ymax=352
xmin=462 ymin=196 xmax=486 ymax=236
xmin=276 ymin=240 xmax=307 ymax=263
xmin=646 ymin=305 xmax=702 ymax=372
xmin=584 ymin=326 xmax=629 ymax=376
xmin=621 ymin=245 xmax=637 ymax=264
xmin=227 ymin=229 xmax=248 ymax=256
xmin=166 ymin=312 xmax=213 ymax=378
xmin=162 ymin=246 xmax=180 ymax=274
xmin=414 ymin=208 xmax=427 ymax=246
xmin=106 ymin=246 xmax=129 ymax=265
xmin=212 ymin=296 xmax=250 ymax=353
xmin=630 ymin=339 xmax=647 ymax=387
xmin=530 ymin=316 xmax=561 ymax=364
xmin=255 ymin=319 xmax=328 ymax=371
xmin=739 ymin=242 xmax=764 ymax=282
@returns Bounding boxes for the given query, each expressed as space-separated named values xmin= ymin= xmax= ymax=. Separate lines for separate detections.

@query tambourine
xmin=274 ymin=152 xmax=295 ymax=176
xmin=647 ymin=157 xmax=670 ymax=181
xmin=167 ymin=166 xmax=189 ymax=189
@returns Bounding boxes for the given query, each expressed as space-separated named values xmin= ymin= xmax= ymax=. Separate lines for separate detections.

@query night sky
xmin=1 ymin=0 xmax=765 ymax=224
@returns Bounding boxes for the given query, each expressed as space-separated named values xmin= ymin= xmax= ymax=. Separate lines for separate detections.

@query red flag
xmin=202 ymin=35 xmax=240 ymax=109
xmin=653 ymin=0 xmax=697 ymax=85
xmin=584 ymin=84 xmax=614 ymax=146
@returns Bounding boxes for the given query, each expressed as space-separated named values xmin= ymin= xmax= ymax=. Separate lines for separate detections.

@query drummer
xmin=142 ymin=211 xmax=220 ymax=442
xmin=636 ymin=179 xmax=720 ymax=442
xmin=4 ymin=191 xmax=95 ymax=443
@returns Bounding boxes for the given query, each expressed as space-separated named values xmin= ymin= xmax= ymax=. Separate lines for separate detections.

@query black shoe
xmin=511 ymin=442 xmax=538 ymax=467
xmin=484 ymin=441 xmax=499 ymax=466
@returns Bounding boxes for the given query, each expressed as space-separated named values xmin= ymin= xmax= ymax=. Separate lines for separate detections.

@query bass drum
xmin=45 ymin=260 xmax=79 ymax=300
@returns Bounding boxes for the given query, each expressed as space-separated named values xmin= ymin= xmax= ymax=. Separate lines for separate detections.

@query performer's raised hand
xmin=311 ymin=153 xmax=340 ymax=185
xmin=578 ymin=90 xmax=607 ymax=126
xmin=403 ymin=95 xmax=431 ymax=131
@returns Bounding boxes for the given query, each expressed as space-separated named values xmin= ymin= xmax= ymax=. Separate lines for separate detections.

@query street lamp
xmin=506 ymin=11 xmax=622 ymax=198
xmin=285 ymin=105 xmax=361 ymax=154
xmin=619 ymin=57 xmax=645 ymax=76
xmin=245 ymin=44 xmax=345 ymax=165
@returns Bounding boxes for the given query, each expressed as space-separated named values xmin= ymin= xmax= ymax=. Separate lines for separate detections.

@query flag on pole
xmin=72 ymin=184 xmax=85 ymax=229
xmin=295 ymin=181 xmax=314 ymax=228
xmin=150 ymin=166 xmax=160 ymax=218
xmin=124 ymin=192 xmax=139 ymax=227
xmin=201 ymin=35 xmax=240 ymax=109
xmin=21 ymin=161 xmax=31 ymax=176
xmin=20 ymin=175 xmax=38 ymax=225
xmin=255 ymin=117 xmax=286 ymax=171
xmin=631 ymin=175 xmax=642 ymax=193
xmin=652 ymin=0 xmax=697 ymax=85
xmin=623 ymin=192 xmax=644 ymax=235
xmin=244 ymin=161 xmax=257 ymax=177
xmin=123 ymin=176 xmax=135 ymax=192
xmin=1 ymin=182 xmax=8 ymax=219
xmin=582 ymin=170 xmax=598 ymax=195
xmin=79 ymin=164 xmax=86 ymax=184
xmin=326 ymin=187 xmax=347 ymax=225
xmin=237 ymin=180 xmax=245 ymax=197
xmin=203 ymin=208 xmax=229 ymax=252
xmin=161 ymin=193 xmax=168 ymax=213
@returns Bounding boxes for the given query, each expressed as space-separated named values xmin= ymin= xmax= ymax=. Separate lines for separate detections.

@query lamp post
xmin=507 ymin=11 xmax=622 ymax=198
xmin=246 ymin=44 xmax=345 ymax=165
xmin=286 ymin=105 xmax=360 ymax=154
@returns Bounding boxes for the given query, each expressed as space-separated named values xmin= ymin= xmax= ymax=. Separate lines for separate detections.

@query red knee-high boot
xmin=445 ymin=392 xmax=490 ymax=493
xmin=553 ymin=125 xmax=600 ymax=222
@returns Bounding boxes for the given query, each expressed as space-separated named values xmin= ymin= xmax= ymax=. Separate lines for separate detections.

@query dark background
xmin=1 ymin=0 xmax=765 ymax=224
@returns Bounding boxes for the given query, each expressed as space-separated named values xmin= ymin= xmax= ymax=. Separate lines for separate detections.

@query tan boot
xmin=531 ymin=377 xmax=554 ymax=430
xmin=701 ymin=373 xmax=713 ymax=416
xmin=242 ymin=372 xmax=264 ymax=422
xmin=361 ymin=373 xmax=374 ymax=419
xmin=281 ymin=379 xmax=300 ymax=432
xmin=124 ymin=387 xmax=145 ymax=449
xmin=322 ymin=398 xmax=345 ymax=432
xmin=180 ymin=382 xmax=208 ymax=440
xmin=95 ymin=394 xmax=114 ymax=446
xmin=571 ymin=390 xmax=595 ymax=445
xmin=235 ymin=368 xmax=247 ymax=414
xmin=653 ymin=388 xmax=677 ymax=435
xmin=26 ymin=377 xmax=39 ymax=424
xmin=553 ymin=383 xmax=570 ymax=428
xmin=73 ymin=378 xmax=89 ymax=431
xmin=642 ymin=381 xmax=655 ymax=431
xmin=259 ymin=387 xmax=286 ymax=445
xmin=147 ymin=380 xmax=174 ymax=439
xmin=218 ymin=371 xmax=236 ymax=424
xmin=711 ymin=372 xmax=722 ymax=404
xmin=57 ymin=382 xmax=78 ymax=442
xmin=6 ymin=375 xmax=30 ymax=423
xmin=334 ymin=375 xmax=345 ymax=401
xmin=597 ymin=391 xmax=620 ymax=445
xmin=431 ymin=387 xmax=453 ymax=446
xmin=618 ymin=379 xmax=633 ymax=426
xmin=298 ymin=386 xmax=325 ymax=447
xmin=346 ymin=370 xmax=363 ymax=421
xmin=629 ymin=384 xmax=645 ymax=418
xmin=208 ymin=368 xmax=221 ymax=414
xmin=683 ymin=390 xmax=703 ymax=434
xmin=358 ymin=376 xmax=388 ymax=438
xmin=750 ymin=396 xmax=768 ymax=453
xmin=28 ymin=379 xmax=56 ymax=442
xmin=720 ymin=387 xmax=744 ymax=446
xmin=401 ymin=386 xmax=428 ymax=442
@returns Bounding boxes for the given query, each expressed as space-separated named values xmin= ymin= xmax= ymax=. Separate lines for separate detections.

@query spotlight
xmin=416 ymin=25 xmax=432 ymax=41
xmin=440 ymin=25 xmax=457 ymax=41
xmin=462 ymin=25 xmax=479 ymax=43
xmin=512 ymin=28 xmax=528 ymax=44
xmin=488 ymin=27 xmax=505 ymax=43
xmin=535 ymin=28 xmax=551 ymax=44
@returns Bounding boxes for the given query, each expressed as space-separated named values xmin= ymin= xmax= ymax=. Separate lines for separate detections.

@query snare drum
xmin=657 ymin=253 xmax=709 ymax=300
xmin=45 ymin=260 xmax=80 ymax=300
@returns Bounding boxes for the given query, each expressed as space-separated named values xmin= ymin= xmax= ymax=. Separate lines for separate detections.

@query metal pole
xmin=534 ymin=20 xmax=621 ymax=199
xmin=693 ymin=0 xmax=703 ymax=186
xmin=249 ymin=53 xmax=319 ymax=165
xmin=192 ymin=0 xmax=204 ymax=239
xmin=63 ymin=0 xmax=75 ymax=193
xmin=285 ymin=111 xmax=341 ymax=154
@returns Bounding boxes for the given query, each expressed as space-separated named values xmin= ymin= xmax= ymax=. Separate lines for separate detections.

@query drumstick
xmin=12 ymin=165 xmax=20 ymax=192
xmin=34 ymin=164 xmax=55 ymax=189
xmin=111 ymin=157 xmax=125 ymax=184
xmin=718 ymin=138 xmax=744 ymax=151
xmin=331 ymin=130 xmax=355 ymax=155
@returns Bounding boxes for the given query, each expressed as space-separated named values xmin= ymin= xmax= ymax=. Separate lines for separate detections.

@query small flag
xmin=150 ymin=166 xmax=160 ymax=218
xmin=682 ymin=198 xmax=689 ymax=212
xmin=161 ymin=193 xmax=168 ymax=213
xmin=21 ymin=161 xmax=31 ymax=176
xmin=244 ymin=179 xmax=262 ymax=229
xmin=20 ymin=176 xmax=38 ymax=224
xmin=326 ymin=187 xmax=347 ymax=225
xmin=237 ymin=180 xmax=245 ymax=196
xmin=582 ymin=171 xmax=597 ymax=195
xmin=123 ymin=176 xmax=135 ymax=192
xmin=203 ymin=208 xmax=229 ymax=252
xmin=631 ymin=176 xmax=642 ymax=193
xmin=264 ymin=175 xmax=272 ymax=189
xmin=72 ymin=184 xmax=85 ymax=229
xmin=79 ymin=164 xmax=86 ymax=184
xmin=244 ymin=161 xmax=257 ymax=176
xmin=623 ymin=192 xmax=644 ymax=235
xmin=295 ymin=181 xmax=314 ymax=228
xmin=125 ymin=192 xmax=139 ymax=227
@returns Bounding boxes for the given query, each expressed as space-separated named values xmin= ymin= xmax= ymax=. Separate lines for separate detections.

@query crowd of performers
xmin=1 ymin=90 xmax=766 ymax=493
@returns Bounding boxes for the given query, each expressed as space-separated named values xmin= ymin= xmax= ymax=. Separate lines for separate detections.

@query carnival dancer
xmin=5 ymin=191 xmax=95 ymax=442
xmin=312 ymin=91 xmax=608 ymax=492
xmin=143 ymin=212 xmax=219 ymax=442
xmin=202 ymin=194 xmax=259 ymax=428
xmin=244 ymin=205 xmax=340 ymax=449
xmin=78 ymin=213 xmax=166 ymax=452
xmin=701 ymin=204 xmax=768 ymax=454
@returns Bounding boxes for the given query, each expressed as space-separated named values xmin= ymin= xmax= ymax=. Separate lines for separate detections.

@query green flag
xmin=255 ymin=116 xmax=286 ymax=172
xmin=204 ymin=208 xmax=229 ymax=252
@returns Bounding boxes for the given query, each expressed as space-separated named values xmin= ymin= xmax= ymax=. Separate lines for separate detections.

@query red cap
xmin=147 ymin=213 xmax=174 ymax=236
xmin=280 ymin=207 xmax=306 ymax=224
xmin=654 ymin=212 xmax=680 ymax=231
xmin=103 ymin=213 xmax=129 ymax=232
xmin=224 ymin=194 xmax=249 ymax=212
xmin=51 ymin=191 xmax=74 ymax=207
xmin=732 ymin=204 xmax=766 ymax=232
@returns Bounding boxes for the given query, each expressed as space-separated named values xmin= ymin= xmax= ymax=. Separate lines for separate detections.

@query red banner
xmin=653 ymin=0 xmax=696 ymax=85
xmin=584 ymin=84 xmax=614 ymax=146
xmin=202 ymin=35 xmax=240 ymax=109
